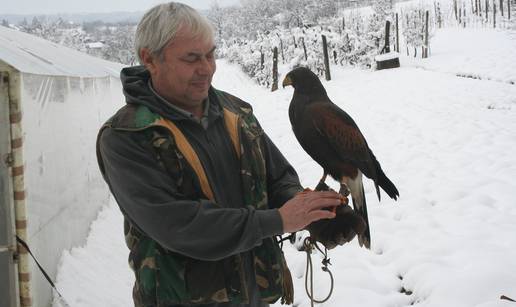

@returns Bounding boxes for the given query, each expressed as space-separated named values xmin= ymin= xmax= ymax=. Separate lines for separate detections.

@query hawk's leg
xmin=339 ymin=182 xmax=351 ymax=197
xmin=315 ymin=172 xmax=330 ymax=191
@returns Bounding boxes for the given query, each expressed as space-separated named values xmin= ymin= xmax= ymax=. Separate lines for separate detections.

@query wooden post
xmin=464 ymin=4 xmax=467 ymax=27
xmin=424 ymin=10 xmax=429 ymax=58
xmin=454 ymin=0 xmax=459 ymax=21
xmin=493 ymin=1 xmax=497 ymax=27
xmin=500 ymin=0 xmax=504 ymax=16
xmin=475 ymin=0 xmax=479 ymax=14
xmin=342 ymin=16 xmax=345 ymax=30
xmin=279 ymin=39 xmax=285 ymax=64
xmin=260 ymin=50 xmax=264 ymax=70
xmin=406 ymin=14 xmax=410 ymax=56
xmin=395 ymin=13 xmax=400 ymax=52
xmin=486 ymin=0 xmax=489 ymax=22
xmin=321 ymin=35 xmax=331 ymax=81
xmin=301 ymin=37 xmax=308 ymax=61
xmin=437 ymin=2 xmax=442 ymax=27
xmin=507 ymin=0 xmax=510 ymax=20
xmin=384 ymin=20 xmax=391 ymax=53
xmin=271 ymin=47 xmax=278 ymax=92
xmin=459 ymin=3 xmax=463 ymax=24
xmin=508 ymin=0 xmax=510 ymax=20
xmin=333 ymin=50 xmax=338 ymax=64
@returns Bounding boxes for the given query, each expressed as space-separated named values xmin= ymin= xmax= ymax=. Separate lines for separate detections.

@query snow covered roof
xmin=0 ymin=26 xmax=124 ymax=78
xmin=87 ymin=42 xmax=105 ymax=49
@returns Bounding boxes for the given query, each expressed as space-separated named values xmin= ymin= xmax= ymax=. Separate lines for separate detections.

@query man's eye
xmin=184 ymin=56 xmax=199 ymax=63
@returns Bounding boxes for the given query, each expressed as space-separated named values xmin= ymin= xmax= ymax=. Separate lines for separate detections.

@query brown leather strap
xmin=155 ymin=118 xmax=215 ymax=201
xmin=223 ymin=108 xmax=241 ymax=159
xmin=154 ymin=108 xmax=241 ymax=201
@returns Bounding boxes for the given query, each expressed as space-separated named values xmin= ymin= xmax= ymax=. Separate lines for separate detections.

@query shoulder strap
xmin=223 ymin=108 xmax=241 ymax=159
xmin=155 ymin=119 xmax=215 ymax=201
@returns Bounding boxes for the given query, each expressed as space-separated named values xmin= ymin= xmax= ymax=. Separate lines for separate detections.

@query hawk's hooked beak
xmin=282 ymin=75 xmax=292 ymax=88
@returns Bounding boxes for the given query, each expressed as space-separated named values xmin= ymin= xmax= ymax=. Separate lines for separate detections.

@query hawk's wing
xmin=305 ymin=101 xmax=377 ymax=178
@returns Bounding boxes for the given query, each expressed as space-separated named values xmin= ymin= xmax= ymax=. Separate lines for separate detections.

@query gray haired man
xmin=97 ymin=2 xmax=344 ymax=306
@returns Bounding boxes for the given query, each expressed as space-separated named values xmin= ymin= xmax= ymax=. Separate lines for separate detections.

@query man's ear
xmin=140 ymin=48 xmax=158 ymax=74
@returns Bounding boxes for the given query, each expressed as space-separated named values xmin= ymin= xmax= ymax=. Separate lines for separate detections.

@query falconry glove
xmin=306 ymin=204 xmax=367 ymax=250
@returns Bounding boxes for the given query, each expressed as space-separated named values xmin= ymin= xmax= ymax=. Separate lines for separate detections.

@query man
xmin=96 ymin=2 xmax=345 ymax=306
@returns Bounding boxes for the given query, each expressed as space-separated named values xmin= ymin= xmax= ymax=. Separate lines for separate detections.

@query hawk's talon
xmin=339 ymin=183 xmax=351 ymax=197
xmin=315 ymin=181 xmax=330 ymax=191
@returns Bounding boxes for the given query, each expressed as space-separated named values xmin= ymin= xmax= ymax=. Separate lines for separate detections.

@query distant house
xmin=87 ymin=41 xmax=105 ymax=49
xmin=0 ymin=25 xmax=123 ymax=307
xmin=86 ymin=41 xmax=106 ymax=57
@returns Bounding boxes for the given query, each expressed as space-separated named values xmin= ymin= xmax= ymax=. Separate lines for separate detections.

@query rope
xmin=304 ymin=237 xmax=334 ymax=307
xmin=16 ymin=236 xmax=71 ymax=307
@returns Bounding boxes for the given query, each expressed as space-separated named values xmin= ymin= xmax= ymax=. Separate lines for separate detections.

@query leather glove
xmin=305 ymin=204 xmax=366 ymax=250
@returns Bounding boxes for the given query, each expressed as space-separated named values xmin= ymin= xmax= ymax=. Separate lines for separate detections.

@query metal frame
xmin=0 ymin=70 xmax=20 ymax=307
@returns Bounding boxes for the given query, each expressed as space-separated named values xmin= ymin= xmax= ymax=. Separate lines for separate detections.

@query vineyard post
xmin=437 ymin=2 xmax=442 ymax=27
xmin=459 ymin=2 xmax=462 ymax=24
xmin=406 ymin=13 xmax=410 ymax=56
xmin=279 ymin=39 xmax=285 ymax=64
xmin=384 ymin=20 xmax=391 ymax=53
xmin=271 ymin=47 xmax=278 ymax=92
xmin=260 ymin=50 xmax=264 ymax=70
xmin=493 ymin=1 xmax=496 ymax=27
xmin=396 ymin=13 xmax=400 ymax=52
xmin=454 ymin=0 xmax=458 ymax=21
xmin=424 ymin=10 xmax=429 ymax=58
xmin=486 ymin=0 xmax=489 ymax=22
xmin=321 ymin=35 xmax=331 ymax=81
xmin=464 ymin=4 xmax=467 ymax=27
xmin=301 ymin=37 xmax=308 ymax=61
xmin=507 ymin=0 xmax=510 ymax=20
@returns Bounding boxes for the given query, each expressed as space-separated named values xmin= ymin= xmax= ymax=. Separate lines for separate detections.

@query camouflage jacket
xmin=97 ymin=88 xmax=296 ymax=306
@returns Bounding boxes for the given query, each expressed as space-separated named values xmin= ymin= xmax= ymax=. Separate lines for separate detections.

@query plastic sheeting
xmin=0 ymin=25 xmax=126 ymax=307
xmin=0 ymin=26 xmax=123 ymax=77
xmin=19 ymin=72 xmax=123 ymax=306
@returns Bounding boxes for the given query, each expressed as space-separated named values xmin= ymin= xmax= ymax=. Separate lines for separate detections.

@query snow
xmin=53 ymin=26 xmax=516 ymax=307
xmin=374 ymin=51 xmax=400 ymax=61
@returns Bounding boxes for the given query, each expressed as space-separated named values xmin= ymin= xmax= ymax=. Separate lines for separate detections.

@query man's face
xmin=143 ymin=26 xmax=216 ymax=114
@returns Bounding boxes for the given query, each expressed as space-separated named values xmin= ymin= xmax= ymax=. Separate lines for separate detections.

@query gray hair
xmin=135 ymin=2 xmax=214 ymax=64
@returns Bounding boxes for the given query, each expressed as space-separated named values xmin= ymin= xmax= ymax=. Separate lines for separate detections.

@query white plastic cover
xmin=0 ymin=25 xmax=126 ymax=306
xmin=0 ymin=26 xmax=124 ymax=77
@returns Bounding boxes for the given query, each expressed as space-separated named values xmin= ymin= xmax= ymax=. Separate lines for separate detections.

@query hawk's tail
xmin=378 ymin=170 xmax=399 ymax=201
xmin=348 ymin=174 xmax=371 ymax=249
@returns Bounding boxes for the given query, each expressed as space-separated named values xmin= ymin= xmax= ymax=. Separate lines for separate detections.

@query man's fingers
xmin=307 ymin=209 xmax=336 ymax=223
xmin=305 ymin=196 xmax=342 ymax=211
xmin=299 ymin=190 xmax=342 ymax=199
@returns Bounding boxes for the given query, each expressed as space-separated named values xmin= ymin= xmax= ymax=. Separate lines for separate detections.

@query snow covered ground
xmin=53 ymin=27 xmax=516 ymax=307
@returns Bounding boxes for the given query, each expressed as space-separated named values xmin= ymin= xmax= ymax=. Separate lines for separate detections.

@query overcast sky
xmin=3 ymin=0 xmax=240 ymax=15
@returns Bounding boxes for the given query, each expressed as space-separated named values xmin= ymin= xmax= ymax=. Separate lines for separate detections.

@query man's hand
xmin=278 ymin=190 xmax=345 ymax=233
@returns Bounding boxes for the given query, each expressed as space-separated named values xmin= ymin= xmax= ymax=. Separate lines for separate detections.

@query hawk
xmin=283 ymin=67 xmax=399 ymax=249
